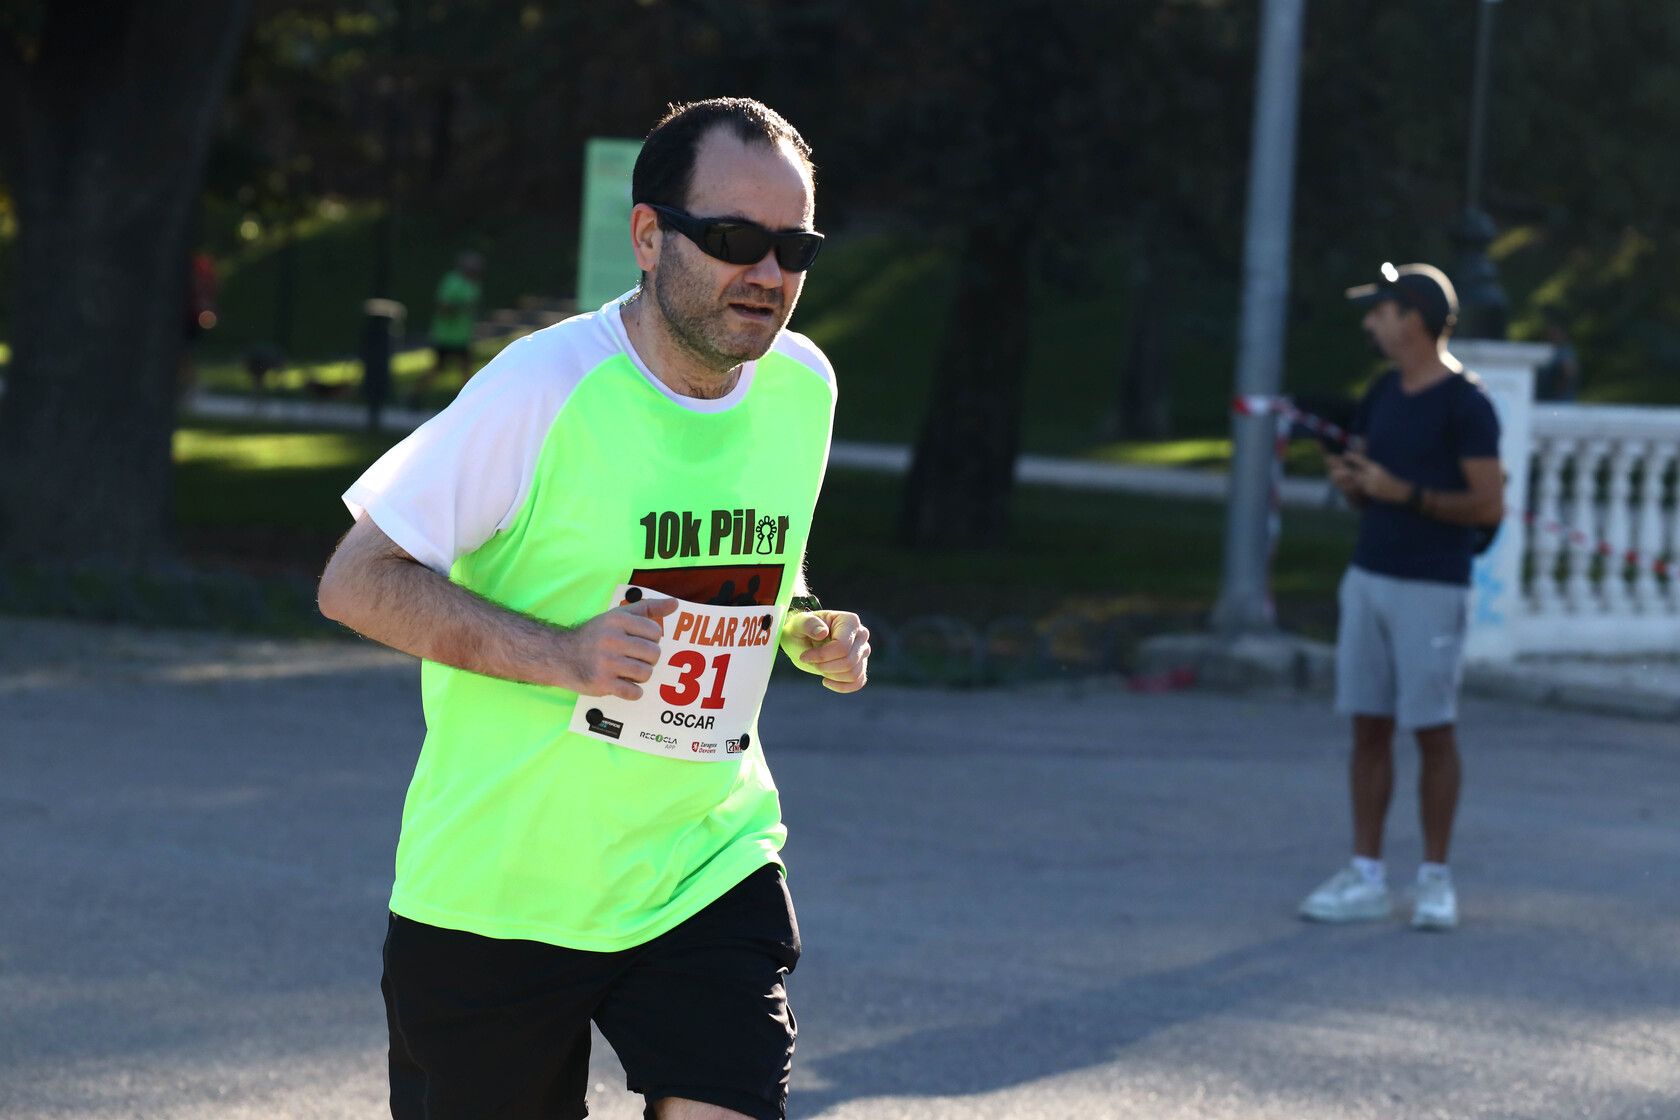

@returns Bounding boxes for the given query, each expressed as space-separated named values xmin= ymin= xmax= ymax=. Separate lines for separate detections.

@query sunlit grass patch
xmin=194 ymin=342 xmax=501 ymax=399
xmin=173 ymin=426 xmax=391 ymax=472
xmin=1088 ymin=437 xmax=1327 ymax=475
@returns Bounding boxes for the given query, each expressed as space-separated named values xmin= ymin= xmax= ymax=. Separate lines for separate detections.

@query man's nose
xmin=742 ymin=249 xmax=784 ymax=287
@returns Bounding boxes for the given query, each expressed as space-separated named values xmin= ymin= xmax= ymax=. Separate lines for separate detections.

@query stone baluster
xmin=1565 ymin=439 xmax=1607 ymax=612
xmin=1633 ymin=442 xmax=1673 ymax=610
xmin=1603 ymin=440 xmax=1641 ymax=614
xmin=1529 ymin=436 xmax=1569 ymax=616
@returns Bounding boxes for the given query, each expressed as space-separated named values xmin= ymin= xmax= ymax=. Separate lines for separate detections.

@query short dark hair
xmin=632 ymin=97 xmax=814 ymax=211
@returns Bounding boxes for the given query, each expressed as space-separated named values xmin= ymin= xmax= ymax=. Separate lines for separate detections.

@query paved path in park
xmin=3 ymin=618 xmax=1677 ymax=1119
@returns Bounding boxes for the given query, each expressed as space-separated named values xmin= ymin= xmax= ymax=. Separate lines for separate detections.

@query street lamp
xmin=1451 ymin=0 xmax=1509 ymax=339
xmin=1210 ymin=0 xmax=1306 ymax=635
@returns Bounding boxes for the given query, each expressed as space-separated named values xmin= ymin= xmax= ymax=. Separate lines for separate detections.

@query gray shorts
xmin=1334 ymin=565 xmax=1470 ymax=731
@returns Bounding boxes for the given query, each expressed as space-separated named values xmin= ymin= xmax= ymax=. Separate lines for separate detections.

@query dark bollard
xmin=359 ymin=298 xmax=405 ymax=431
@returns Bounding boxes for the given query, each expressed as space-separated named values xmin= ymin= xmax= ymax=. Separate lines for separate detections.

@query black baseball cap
xmin=1345 ymin=262 xmax=1458 ymax=338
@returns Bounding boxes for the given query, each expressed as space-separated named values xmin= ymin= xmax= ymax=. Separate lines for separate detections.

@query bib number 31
xmin=662 ymin=651 xmax=730 ymax=710
xmin=568 ymin=585 xmax=782 ymax=761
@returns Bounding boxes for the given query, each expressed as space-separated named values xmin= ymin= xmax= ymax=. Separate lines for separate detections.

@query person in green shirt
xmin=318 ymin=98 xmax=866 ymax=1120
xmin=413 ymin=250 xmax=484 ymax=400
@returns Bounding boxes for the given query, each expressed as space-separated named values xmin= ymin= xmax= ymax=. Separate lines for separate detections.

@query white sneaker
xmin=1411 ymin=876 xmax=1459 ymax=931
xmin=1299 ymin=866 xmax=1393 ymax=923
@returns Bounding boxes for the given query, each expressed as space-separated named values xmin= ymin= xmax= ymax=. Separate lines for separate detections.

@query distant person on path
xmin=1299 ymin=262 xmax=1504 ymax=932
xmin=318 ymin=97 xmax=868 ymax=1120
xmin=412 ymin=250 xmax=484 ymax=401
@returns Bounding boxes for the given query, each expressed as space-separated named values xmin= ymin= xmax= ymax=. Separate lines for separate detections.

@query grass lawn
xmin=172 ymin=424 xmax=392 ymax=570
xmin=168 ymin=422 xmax=1355 ymax=652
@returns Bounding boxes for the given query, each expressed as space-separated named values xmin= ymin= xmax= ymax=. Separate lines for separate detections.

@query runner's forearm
xmin=320 ymin=528 xmax=578 ymax=689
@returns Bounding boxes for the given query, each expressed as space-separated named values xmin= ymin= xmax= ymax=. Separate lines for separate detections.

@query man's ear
xmin=630 ymin=204 xmax=663 ymax=273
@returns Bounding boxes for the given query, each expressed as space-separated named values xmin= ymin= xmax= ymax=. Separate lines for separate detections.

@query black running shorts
xmin=381 ymin=865 xmax=801 ymax=1120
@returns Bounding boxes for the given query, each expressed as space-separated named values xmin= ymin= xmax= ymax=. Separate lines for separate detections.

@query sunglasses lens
xmin=774 ymin=234 xmax=823 ymax=272
xmin=679 ymin=211 xmax=821 ymax=272
xmin=703 ymin=223 xmax=773 ymax=266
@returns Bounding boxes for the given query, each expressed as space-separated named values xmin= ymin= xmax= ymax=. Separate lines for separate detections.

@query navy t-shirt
xmin=1349 ymin=369 xmax=1501 ymax=586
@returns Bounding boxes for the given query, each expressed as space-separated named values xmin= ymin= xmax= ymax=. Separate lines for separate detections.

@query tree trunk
xmin=0 ymin=0 xmax=250 ymax=567
xmin=894 ymin=0 xmax=1058 ymax=549
xmin=897 ymin=223 xmax=1032 ymax=548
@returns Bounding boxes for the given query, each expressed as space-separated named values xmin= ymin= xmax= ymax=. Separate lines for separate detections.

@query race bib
xmin=568 ymin=584 xmax=782 ymax=761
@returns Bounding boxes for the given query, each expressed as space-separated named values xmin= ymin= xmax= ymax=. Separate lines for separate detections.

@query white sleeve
xmin=342 ymin=339 xmax=562 ymax=573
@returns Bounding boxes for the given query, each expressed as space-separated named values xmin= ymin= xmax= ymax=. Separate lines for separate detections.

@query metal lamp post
xmin=1451 ymin=0 xmax=1509 ymax=340
xmin=1210 ymin=0 xmax=1306 ymax=635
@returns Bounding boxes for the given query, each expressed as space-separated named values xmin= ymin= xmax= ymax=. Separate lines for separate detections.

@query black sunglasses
xmin=647 ymin=204 xmax=824 ymax=272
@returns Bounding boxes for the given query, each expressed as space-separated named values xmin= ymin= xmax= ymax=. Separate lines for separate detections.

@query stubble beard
xmin=651 ymin=245 xmax=792 ymax=374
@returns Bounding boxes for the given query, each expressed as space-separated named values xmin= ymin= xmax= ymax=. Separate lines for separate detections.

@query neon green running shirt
xmin=430 ymin=269 xmax=481 ymax=347
xmin=344 ymin=293 xmax=836 ymax=950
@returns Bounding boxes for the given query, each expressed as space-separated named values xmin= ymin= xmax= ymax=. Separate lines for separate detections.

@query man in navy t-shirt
xmin=1298 ymin=262 xmax=1504 ymax=933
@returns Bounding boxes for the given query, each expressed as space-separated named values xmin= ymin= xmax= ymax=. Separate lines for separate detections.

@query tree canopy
xmin=5 ymin=0 xmax=1680 ymax=562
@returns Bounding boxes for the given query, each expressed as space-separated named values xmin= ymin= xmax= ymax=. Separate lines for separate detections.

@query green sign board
xmin=576 ymin=137 xmax=643 ymax=310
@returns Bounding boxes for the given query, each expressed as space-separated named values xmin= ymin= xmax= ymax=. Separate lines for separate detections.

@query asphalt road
xmin=2 ymin=618 xmax=1677 ymax=1119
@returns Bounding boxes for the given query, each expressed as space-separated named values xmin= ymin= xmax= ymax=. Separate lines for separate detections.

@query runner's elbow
xmin=317 ymin=569 xmax=347 ymax=624
xmin=317 ymin=554 xmax=359 ymax=624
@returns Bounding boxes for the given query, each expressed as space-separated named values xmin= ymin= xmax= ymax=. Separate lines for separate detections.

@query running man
xmin=318 ymin=98 xmax=869 ymax=1120
xmin=1299 ymin=262 xmax=1503 ymax=932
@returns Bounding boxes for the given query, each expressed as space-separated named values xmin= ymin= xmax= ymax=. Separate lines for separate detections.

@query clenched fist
xmin=560 ymin=595 xmax=679 ymax=700
xmin=781 ymin=609 xmax=871 ymax=694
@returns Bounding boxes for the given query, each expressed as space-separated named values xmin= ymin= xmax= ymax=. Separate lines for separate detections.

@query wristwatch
xmin=1405 ymin=484 xmax=1425 ymax=512
xmin=788 ymin=594 xmax=823 ymax=614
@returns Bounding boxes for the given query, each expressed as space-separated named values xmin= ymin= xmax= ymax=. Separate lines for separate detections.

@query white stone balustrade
xmin=1518 ymin=404 xmax=1680 ymax=654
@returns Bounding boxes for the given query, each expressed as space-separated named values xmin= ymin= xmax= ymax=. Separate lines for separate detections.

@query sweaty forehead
xmin=684 ymin=128 xmax=814 ymax=230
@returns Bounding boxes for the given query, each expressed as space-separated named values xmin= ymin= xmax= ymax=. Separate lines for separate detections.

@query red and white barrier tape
xmin=1232 ymin=393 xmax=1352 ymax=448
xmin=1232 ymin=394 xmax=1677 ymax=581
xmin=1527 ymin=516 xmax=1675 ymax=579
